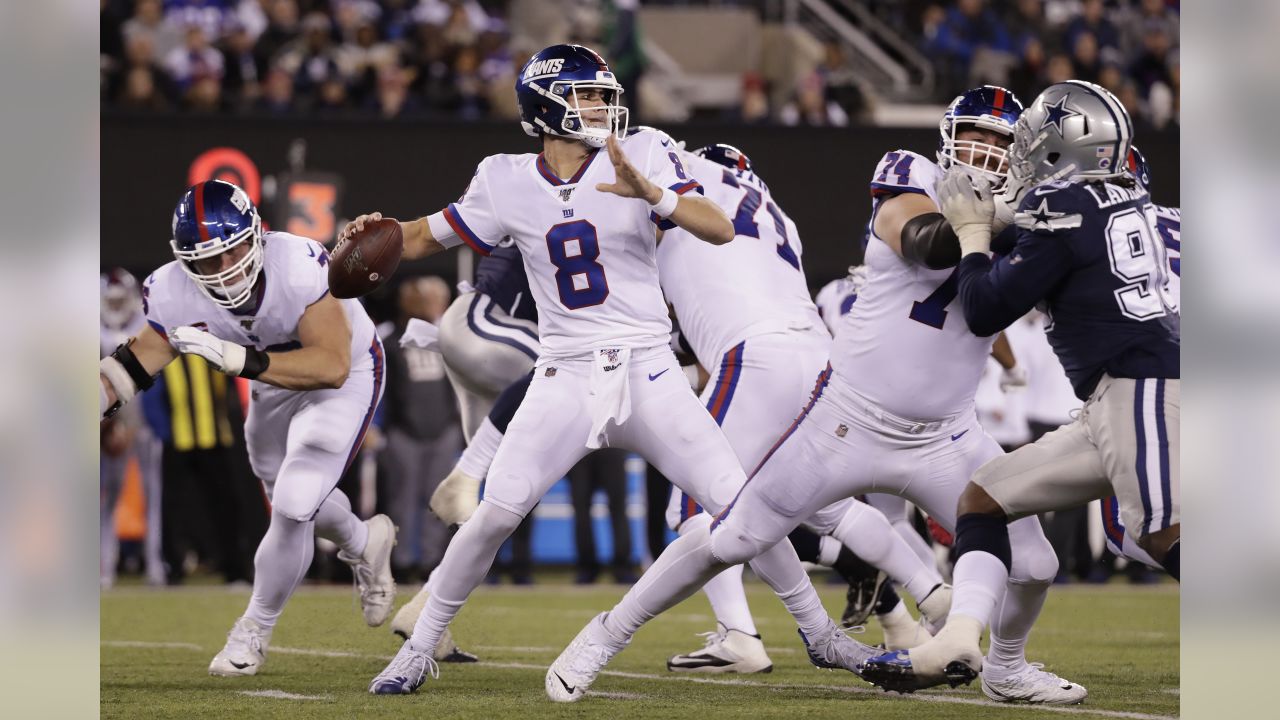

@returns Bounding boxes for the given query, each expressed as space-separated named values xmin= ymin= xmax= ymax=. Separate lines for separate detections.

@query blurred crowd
xmin=917 ymin=0 xmax=1179 ymax=128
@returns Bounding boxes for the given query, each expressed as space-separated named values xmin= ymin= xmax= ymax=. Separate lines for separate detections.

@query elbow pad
xmin=100 ymin=340 xmax=157 ymax=418
xmin=900 ymin=213 xmax=961 ymax=270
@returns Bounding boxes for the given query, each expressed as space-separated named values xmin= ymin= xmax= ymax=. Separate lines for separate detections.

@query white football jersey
xmin=143 ymin=231 xmax=378 ymax=373
xmin=832 ymin=149 xmax=995 ymax=421
xmin=426 ymin=128 xmax=702 ymax=359
xmin=657 ymin=152 xmax=824 ymax=365
xmin=814 ymin=269 xmax=865 ymax=336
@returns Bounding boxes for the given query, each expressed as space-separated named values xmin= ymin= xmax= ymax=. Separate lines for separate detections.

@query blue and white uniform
xmin=144 ymin=230 xmax=383 ymax=520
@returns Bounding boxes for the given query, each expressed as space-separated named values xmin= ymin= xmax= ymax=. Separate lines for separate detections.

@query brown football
xmin=328 ymin=218 xmax=404 ymax=299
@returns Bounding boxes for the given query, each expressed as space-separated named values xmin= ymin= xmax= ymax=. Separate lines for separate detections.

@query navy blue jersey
xmin=956 ymin=180 xmax=1179 ymax=399
xmin=472 ymin=243 xmax=537 ymax=323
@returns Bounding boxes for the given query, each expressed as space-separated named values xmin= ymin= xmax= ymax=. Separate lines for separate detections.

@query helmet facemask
xmin=548 ymin=79 xmax=629 ymax=147
xmin=171 ymin=212 xmax=264 ymax=309
xmin=940 ymin=119 xmax=1015 ymax=190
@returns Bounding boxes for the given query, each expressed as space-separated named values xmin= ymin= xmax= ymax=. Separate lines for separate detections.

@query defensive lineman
xmin=860 ymin=80 xmax=1179 ymax=692
xmin=98 ymin=180 xmax=397 ymax=676
xmin=549 ymin=86 xmax=1083 ymax=704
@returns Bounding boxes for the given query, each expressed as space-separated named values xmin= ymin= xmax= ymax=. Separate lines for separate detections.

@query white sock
xmin=892 ymin=519 xmax=938 ymax=568
xmin=747 ymin=540 xmax=831 ymax=641
xmin=948 ymin=551 xmax=1009 ymax=629
xmin=830 ymin=502 xmax=942 ymax=602
xmin=603 ymin=526 xmax=725 ymax=642
xmin=408 ymin=501 xmax=523 ymax=654
xmin=984 ymin=580 xmax=1049 ymax=673
xmin=313 ymin=491 xmax=368 ymax=557
xmin=243 ymin=511 xmax=315 ymax=630
xmin=681 ymin=513 xmax=757 ymax=636
xmin=457 ymin=418 xmax=503 ymax=479
xmin=816 ymin=536 xmax=842 ymax=567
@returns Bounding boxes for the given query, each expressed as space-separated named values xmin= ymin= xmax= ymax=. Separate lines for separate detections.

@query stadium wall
xmin=103 ymin=114 xmax=1180 ymax=289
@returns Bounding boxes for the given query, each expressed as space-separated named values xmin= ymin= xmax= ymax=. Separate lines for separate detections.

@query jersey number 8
xmin=546 ymin=220 xmax=609 ymax=310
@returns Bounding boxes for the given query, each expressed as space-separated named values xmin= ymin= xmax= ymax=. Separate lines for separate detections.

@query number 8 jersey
xmin=425 ymin=128 xmax=704 ymax=359
xmin=831 ymin=149 xmax=996 ymax=421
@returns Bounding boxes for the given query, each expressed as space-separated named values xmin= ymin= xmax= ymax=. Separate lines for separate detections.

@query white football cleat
xmin=429 ymin=466 xmax=481 ymax=525
xmin=877 ymin=603 xmax=933 ymax=650
xmin=667 ymin=623 xmax=773 ymax=674
xmin=369 ymin=641 xmax=439 ymax=695
xmin=208 ymin=617 xmax=270 ymax=677
xmin=338 ymin=514 xmax=397 ymax=627
xmin=982 ymin=662 xmax=1088 ymax=704
xmin=546 ymin=612 xmax=627 ymax=702
xmin=798 ymin=618 xmax=880 ymax=678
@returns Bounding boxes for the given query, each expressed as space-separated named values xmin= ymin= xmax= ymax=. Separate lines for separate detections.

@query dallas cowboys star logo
xmin=1015 ymin=197 xmax=1082 ymax=232
xmin=1042 ymin=95 xmax=1081 ymax=136
xmin=1026 ymin=198 xmax=1063 ymax=227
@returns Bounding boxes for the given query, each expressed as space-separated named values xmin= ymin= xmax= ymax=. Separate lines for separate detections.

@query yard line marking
xmin=475 ymin=645 xmax=559 ymax=653
xmin=102 ymin=640 xmax=203 ymax=651
xmin=238 ymin=690 xmax=330 ymax=701
xmin=587 ymin=690 xmax=647 ymax=700
xmin=102 ymin=641 xmax=1177 ymax=720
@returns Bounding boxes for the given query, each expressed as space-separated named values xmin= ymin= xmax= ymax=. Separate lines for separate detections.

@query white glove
xmin=167 ymin=326 xmax=247 ymax=375
xmin=1000 ymin=365 xmax=1028 ymax=392
xmin=991 ymin=181 xmax=1027 ymax=234
xmin=400 ymin=317 xmax=441 ymax=352
xmin=937 ymin=167 xmax=995 ymax=257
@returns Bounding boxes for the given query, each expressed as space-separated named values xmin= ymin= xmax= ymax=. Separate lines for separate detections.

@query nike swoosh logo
xmin=660 ymin=138 xmax=671 ymax=147
xmin=230 ymin=661 xmax=252 ymax=669
xmin=648 ymin=369 xmax=669 ymax=381
xmin=951 ymin=430 xmax=969 ymax=441
xmin=554 ymin=672 xmax=576 ymax=695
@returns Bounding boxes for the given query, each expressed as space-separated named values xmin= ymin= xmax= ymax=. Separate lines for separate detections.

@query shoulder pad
xmin=1015 ymin=184 xmax=1088 ymax=233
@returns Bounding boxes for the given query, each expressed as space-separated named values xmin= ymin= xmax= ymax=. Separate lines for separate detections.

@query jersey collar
xmin=535 ymin=148 xmax=600 ymax=187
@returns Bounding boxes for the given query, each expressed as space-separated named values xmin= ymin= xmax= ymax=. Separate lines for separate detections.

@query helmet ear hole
xmin=1047 ymin=152 xmax=1061 ymax=164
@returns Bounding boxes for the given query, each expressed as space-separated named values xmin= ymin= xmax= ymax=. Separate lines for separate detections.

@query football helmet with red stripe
xmin=170 ymin=179 xmax=263 ymax=309
xmin=938 ymin=85 xmax=1024 ymax=188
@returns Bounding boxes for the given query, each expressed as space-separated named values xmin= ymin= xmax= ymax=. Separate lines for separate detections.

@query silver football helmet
xmin=1008 ymin=80 xmax=1134 ymax=193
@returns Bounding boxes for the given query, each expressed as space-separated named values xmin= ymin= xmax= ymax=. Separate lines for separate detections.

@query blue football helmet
xmin=1126 ymin=145 xmax=1151 ymax=192
xmin=938 ymin=85 xmax=1024 ymax=187
xmin=692 ymin=143 xmax=753 ymax=173
xmin=171 ymin=179 xmax=263 ymax=309
xmin=517 ymin=44 xmax=628 ymax=148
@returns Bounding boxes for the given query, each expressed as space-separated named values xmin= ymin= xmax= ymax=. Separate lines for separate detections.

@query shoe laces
xmin=564 ymin=633 xmax=615 ymax=679
xmin=386 ymin=646 xmax=440 ymax=684
xmin=693 ymin=629 xmax=725 ymax=650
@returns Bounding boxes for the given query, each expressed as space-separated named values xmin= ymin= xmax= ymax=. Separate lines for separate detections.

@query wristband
xmin=240 ymin=346 xmax=271 ymax=379
xmin=649 ymin=187 xmax=679 ymax=218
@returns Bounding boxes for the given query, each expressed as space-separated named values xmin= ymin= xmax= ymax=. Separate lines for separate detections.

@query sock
xmin=892 ymin=518 xmax=939 ymax=568
xmin=830 ymin=501 xmax=942 ymax=602
xmin=948 ymin=551 xmax=1009 ymax=629
xmin=786 ymin=526 xmax=822 ymax=563
xmin=985 ymin=580 xmax=1048 ymax=672
xmin=747 ymin=539 xmax=832 ymax=641
xmin=603 ymin=526 xmax=725 ymax=642
xmin=408 ymin=501 xmax=523 ymax=654
xmin=313 ymin=491 xmax=368 ymax=557
xmin=457 ymin=418 xmax=503 ymax=479
xmin=682 ymin=514 xmax=757 ymax=636
xmin=243 ymin=511 xmax=316 ymax=630
xmin=1161 ymin=540 xmax=1179 ymax=581
xmin=817 ymin=536 xmax=842 ymax=567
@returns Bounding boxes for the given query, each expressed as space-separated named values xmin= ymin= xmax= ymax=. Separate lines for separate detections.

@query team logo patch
xmin=1042 ymin=95 xmax=1081 ymax=136
xmin=600 ymin=348 xmax=622 ymax=372
xmin=545 ymin=367 xmax=557 ymax=377
xmin=835 ymin=424 xmax=848 ymax=438
xmin=240 ymin=318 xmax=255 ymax=331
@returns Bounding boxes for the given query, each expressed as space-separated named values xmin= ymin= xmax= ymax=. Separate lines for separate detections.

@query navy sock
xmin=1161 ymin=540 xmax=1179 ymax=581
xmin=874 ymin=582 xmax=901 ymax=615
xmin=954 ymin=512 xmax=1012 ymax=571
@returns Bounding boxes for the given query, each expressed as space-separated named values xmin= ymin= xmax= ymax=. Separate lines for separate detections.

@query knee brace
xmin=954 ymin=512 xmax=1012 ymax=572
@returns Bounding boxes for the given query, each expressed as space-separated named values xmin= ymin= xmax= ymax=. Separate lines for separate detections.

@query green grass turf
xmin=101 ymin=577 xmax=1178 ymax=719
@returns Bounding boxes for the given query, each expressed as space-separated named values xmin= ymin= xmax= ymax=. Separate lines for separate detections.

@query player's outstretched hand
xmin=339 ymin=212 xmax=384 ymax=243
xmin=596 ymin=134 xmax=660 ymax=203
xmin=938 ymin=167 xmax=995 ymax=233
xmin=168 ymin=326 xmax=248 ymax=376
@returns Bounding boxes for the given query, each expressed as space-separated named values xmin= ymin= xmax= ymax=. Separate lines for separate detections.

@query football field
xmin=102 ymin=578 xmax=1179 ymax=719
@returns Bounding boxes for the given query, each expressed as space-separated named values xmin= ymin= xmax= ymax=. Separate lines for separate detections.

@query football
xmin=328 ymin=218 xmax=404 ymax=299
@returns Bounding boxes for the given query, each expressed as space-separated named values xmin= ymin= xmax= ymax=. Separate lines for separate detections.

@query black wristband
xmin=112 ymin=340 xmax=156 ymax=391
xmin=900 ymin=212 xmax=961 ymax=270
xmin=239 ymin=347 xmax=270 ymax=379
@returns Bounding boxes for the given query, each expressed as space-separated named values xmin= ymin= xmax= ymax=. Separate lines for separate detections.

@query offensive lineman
xmin=549 ymin=85 xmax=1084 ymax=705
xmin=99 ymin=180 xmax=397 ymax=676
xmin=860 ymin=80 xmax=1179 ymax=692
xmin=355 ymin=43 xmax=883 ymax=696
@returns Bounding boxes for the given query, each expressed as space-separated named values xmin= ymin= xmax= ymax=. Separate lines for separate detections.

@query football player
xmin=350 ymin=44 xmax=883 ymax=696
xmin=859 ymin=81 xmax=1179 ymax=693
xmin=657 ymin=142 xmax=950 ymax=674
xmin=549 ymin=86 xmax=1084 ymax=705
xmin=100 ymin=269 xmax=165 ymax=588
xmin=99 ymin=180 xmax=397 ymax=676
xmin=1096 ymin=145 xmax=1179 ymax=571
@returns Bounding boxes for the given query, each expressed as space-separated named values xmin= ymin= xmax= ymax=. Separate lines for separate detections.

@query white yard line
xmin=103 ymin=640 xmax=1178 ymax=720
xmin=237 ymin=690 xmax=330 ymax=701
